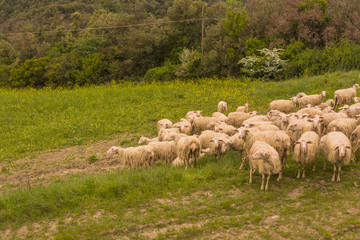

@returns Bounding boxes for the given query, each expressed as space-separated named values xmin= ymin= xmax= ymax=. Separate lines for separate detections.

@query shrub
xmin=144 ymin=65 xmax=175 ymax=82
xmin=175 ymin=48 xmax=203 ymax=78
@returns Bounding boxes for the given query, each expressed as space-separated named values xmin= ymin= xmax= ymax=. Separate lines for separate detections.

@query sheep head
xmin=320 ymin=91 xmax=327 ymax=98
xmin=251 ymin=150 xmax=271 ymax=161
xmin=237 ymin=127 xmax=250 ymax=139
xmin=334 ymin=144 xmax=351 ymax=159
xmin=295 ymin=140 xmax=313 ymax=154
xmin=288 ymin=123 xmax=303 ymax=131
xmin=353 ymin=84 xmax=360 ymax=90
xmin=107 ymin=146 xmax=121 ymax=155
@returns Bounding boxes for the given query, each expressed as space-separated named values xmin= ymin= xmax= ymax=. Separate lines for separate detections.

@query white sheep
xmin=320 ymin=112 xmax=348 ymax=134
xmin=320 ymin=132 xmax=352 ymax=182
xmin=148 ymin=141 xmax=177 ymax=163
xmin=242 ymin=115 xmax=270 ymax=124
xmin=176 ymin=135 xmax=201 ymax=169
xmin=199 ymin=130 xmax=230 ymax=158
xmin=286 ymin=119 xmax=314 ymax=146
xmin=188 ymin=116 xmax=219 ymax=133
xmin=157 ymin=119 xmax=173 ymax=133
xmin=327 ymin=118 xmax=357 ymax=139
xmin=217 ymin=101 xmax=228 ymax=113
xmin=318 ymin=99 xmax=334 ymax=109
xmin=296 ymin=107 xmax=323 ymax=117
xmin=214 ymin=122 xmax=237 ymax=136
xmin=334 ymin=84 xmax=360 ymax=109
xmin=298 ymin=91 xmax=326 ymax=109
xmin=293 ymin=131 xmax=320 ymax=178
xmin=138 ymin=136 xmax=159 ymax=145
xmin=269 ymin=98 xmax=296 ymax=113
xmin=248 ymin=141 xmax=281 ymax=191
xmin=173 ymin=119 xmax=192 ymax=135
xmin=158 ymin=128 xmax=180 ymax=141
xmin=227 ymin=112 xmax=252 ymax=128
xmin=236 ymin=103 xmax=249 ymax=112
xmin=242 ymin=121 xmax=279 ymax=131
xmin=107 ymin=146 xmax=154 ymax=169
xmin=212 ymin=112 xmax=228 ymax=122
xmin=185 ymin=110 xmax=202 ymax=121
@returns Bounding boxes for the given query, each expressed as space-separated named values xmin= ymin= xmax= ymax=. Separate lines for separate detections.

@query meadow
xmin=1 ymin=71 xmax=360 ymax=239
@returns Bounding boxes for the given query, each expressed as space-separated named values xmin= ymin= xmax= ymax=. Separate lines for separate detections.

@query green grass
xmin=1 ymin=71 xmax=360 ymax=238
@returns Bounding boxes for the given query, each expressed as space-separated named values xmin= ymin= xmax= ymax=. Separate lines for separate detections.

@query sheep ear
xmin=307 ymin=119 xmax=313 ymax=122
xmin=306 ymin=141 xmax=313 ymax=144
xmin=346 ymin=146 xmax=352 ymax=149
xmin=334 ymin=146 xmax=339 ymax=150
xmin=295 ymin=141 xmax=300 ymax=144
xmin=209 ymin=139 xmax=214 ymax=142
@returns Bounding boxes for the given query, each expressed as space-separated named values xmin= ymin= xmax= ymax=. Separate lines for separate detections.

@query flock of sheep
xmin=107 ymin=83 xmax=360 ymax=191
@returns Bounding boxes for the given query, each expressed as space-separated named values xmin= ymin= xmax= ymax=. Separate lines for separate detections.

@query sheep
xmin=229 ymin=133 xmax=245 ymax=159
xmin=298 ymin=91 xmax=327 ymax=109
xmin=227 ymin=112 xmax=252 ymax=128
xmin=296 ymin=92 xmax=307 ymax=99
xmin=351 ymin=125 xmax=360 ymax=142
xmin=334 ymin=84 xmax=360 ymax=109
xmin=293 ymin=131 xmax=320 ymax=178
xmin=320 ymin=112 xmax=348 ymax=134
xmin=237 ymin=128 xmax=290 ymax=180
xmin=339 ymin=104 xmax=360 ymax=117
xmin=158 ymin=128 xmax=180 ymax=141
xmin=199 ymin=130 xmax=230 ymax=158
xmin=322 ymin=106 xmax=334 ymax=113
xmin=306 ymin=115 xmax=323 ymax=136
xmin=296 ymin=107 xmax=323 ymax=117
xmin=212 ymin=112 xmax=228 ymax=122
xmin=138 ymin=136 xmax=159 ymax=145
xmin=217 ymin=101 xmax=228 ymax=113
xmin=173 ymin=119 xmax=192 ymax=135
xmin=214 ymin=122 xmax=237 ymax=136
xmin=176 ymin=135 xmax=201 ymax=169
xmin=327 ymin=118 xmax=357 ymax=139
xmin=107 ymin=146 xmax=154 ymax=169
xmin=318 ymin=99 xmax=334 ymax=109
xmin=185 ymin=110 xmax=202 ymax=121
xmin=236 ymin=103 xmax=249 ymax=112
xmin=242 ymin=121 xmax=279 ymax=131
xmin=248 ymin=141 xmax=281 ymax=191
xmin=157 ymin=119 xmax=173 ymax=133
xmin=320 ymin=132 xmax=352 ymax=182
xmin=148 ymin=141 xmax=177 ymax=163
xmin=188 ymin=116 xmax=219 ymax=133
xmin=242 ymin=115 xmax=270 ymax=124
xmin=353 ymin=97 xmax=360 ymax=103
xmin=269 ymin=98 xmax=296 ymax=113
xmin=286 ymin=119 xmax=314 ymax=146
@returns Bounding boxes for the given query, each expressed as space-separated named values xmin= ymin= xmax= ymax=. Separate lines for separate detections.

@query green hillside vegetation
xmin=1 ymin=0 xmax=360 ymax=87
xmin=1 ymin=71 xmax=360 ymax=238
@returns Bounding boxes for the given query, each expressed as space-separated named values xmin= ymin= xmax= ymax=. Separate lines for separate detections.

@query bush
xmin=175 ymin=48 xmax=203 ymax=78
xmin=144 ymin=65 xmax=175 ymax=82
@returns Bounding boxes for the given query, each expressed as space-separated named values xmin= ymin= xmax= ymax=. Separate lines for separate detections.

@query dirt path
xmin=0 ymin=135 xmax=137 ymax=193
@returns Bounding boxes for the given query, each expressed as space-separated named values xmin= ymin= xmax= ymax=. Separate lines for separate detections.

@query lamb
xmin=227 ymin=112 xmax=252 ymax=128
xmin=148 ymin=141 xmax=177 ymax=163
xmin=138 ymin=136 xmax=159 ymax=145
xmin=269 ymin=98 xmax=297 ymax=113
xmin=327 ymin=118 xmax=357 ymax=139
xmin=176 ymin=135 xmax=201 ymax=169
xmin=157 ymin=119 xmax=173 ymax=133
xmin=107 ymin=145 xmax=154 ymax=169
xmin=212 ymin=112 xmax=228 ymax=122
xmin=214 ymin=122 xmax=237 ymax=136
xmin=293 ymin=131 xmax=320 ymax=178
xmin=217 ymin=101 xmax=228 ymax=113
xmin=173 ymin=119 xmax=192 ymax=135
xmin=334 ymin=84 xmax=360 ymax=109
xmin=298 ymin=91 xmax=327 ymax=109
xmin=320 ymin=132 xmax=352 ymax=182
xmin=158 ymin=128 xmax=180 ymax=141
xmin=236 ymin=103 xmax=249 ymax=112
xmin=237 ymin=128 xmax=290 ymax=180
xmin=248 ymin=141 xmax=282 ymax=191
xmin=189 ymin=116 xmax=218 ymax=133
xmin=318 ymin=99 xmax=334 ymax=109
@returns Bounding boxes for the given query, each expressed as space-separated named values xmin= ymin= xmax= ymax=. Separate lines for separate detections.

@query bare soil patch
xmin=0 ymin=135 xmax=139 ymax=193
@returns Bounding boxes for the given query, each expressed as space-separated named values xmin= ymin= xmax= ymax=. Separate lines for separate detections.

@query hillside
xmin=0 ymin=72 xmax=360 ymax=239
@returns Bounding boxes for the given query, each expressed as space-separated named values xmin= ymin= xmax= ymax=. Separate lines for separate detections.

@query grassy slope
xmin=1 ymin=71 xmax=360 ymax=239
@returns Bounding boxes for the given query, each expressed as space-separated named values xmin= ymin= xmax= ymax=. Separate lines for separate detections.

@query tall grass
xmin=1 ymin=71 xmax=359 ymax=162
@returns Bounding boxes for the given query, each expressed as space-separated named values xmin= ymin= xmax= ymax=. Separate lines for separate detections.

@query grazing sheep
xmin=248 ymin=141 xmax=282 ymax=191
xmin=269 ymin=98 xmax=296 ymax=113
xmin=107 ymin=146 xmax=154 ymax=169
xmin=185 ymin=111 xmax=202 ymax=121
xmin=212 ymin=112 xmax=228 ymax=122
xmin=227 ymin=112 xmax=252 ymax=128
xmin=217 ymin=101 xmax=228 ymax=113
xmin=158 ymin=128 xmax=180 ymax=141
xmin=176 ymin=135 xmax=201 ymax=169
xmin=293 ymin=131 xmax=320 ymax=178
xmin=173 ymin=119 xmax=192 ymax=135
xmin=327 ymin=118 xmax=357 ymax=139
xmin=236 ymin=103 xmax=249 ymax=112
xmin=298 ymin=91 xmax=327 ymax=109
xmin=318 ymin=99 xmax=334 ymax=109
xmin=138 ymin=136 xmax=159 ymax=145
xmin=320 ymin=132 xmax=352 ymax=182
xmin=237 ymin=128 xmax=290 ymax=180
xmin=214 ymin=122 xmax=237 ymax=136
xmin=189 ymin=116 xmax=219 ymax=133
xmin=157 ymin=119 xmax=173 ymax=133
xmin=148 ymin=141 xmax=177 ymax=163
xmin=296 ymin=107 xmax=323 ymax=117
xmin=334 ymin=84 xmax=360 ymax=109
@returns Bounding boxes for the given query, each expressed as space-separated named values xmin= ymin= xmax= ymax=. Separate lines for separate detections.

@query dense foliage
xmin=1 ymin=0 xmax=360 ymax=87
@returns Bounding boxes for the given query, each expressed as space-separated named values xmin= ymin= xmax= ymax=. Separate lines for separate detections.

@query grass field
xmin=1 ymin=71 xmax=360 ymax=239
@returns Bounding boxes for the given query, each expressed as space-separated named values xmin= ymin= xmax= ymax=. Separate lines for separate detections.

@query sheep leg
xmin=239 ymin=156 xmax=248 ymax=170
xmin=249 ymin=167 xmax=253 ymax=184
xmin=265 ymin=174 xmax=271 ymax=191
xmin=312 ymin=161 xmax=317 ymax=172
xmin=277 ymin=170 xmax=282 ymax=181
xmin=297 ymin=164 xmax=301 ymax=179
xmin=323 ymin=158 xmax=327 ymax=170
xmin=302 ymin=165 xmax=306 ymax=178
xmin=332 ymin=164 xmax=336 ymax=182
xmin=337 ymin=165 xmax=341 ymax=182
xmin=261 ymin=174 xmax=265 ymax=190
